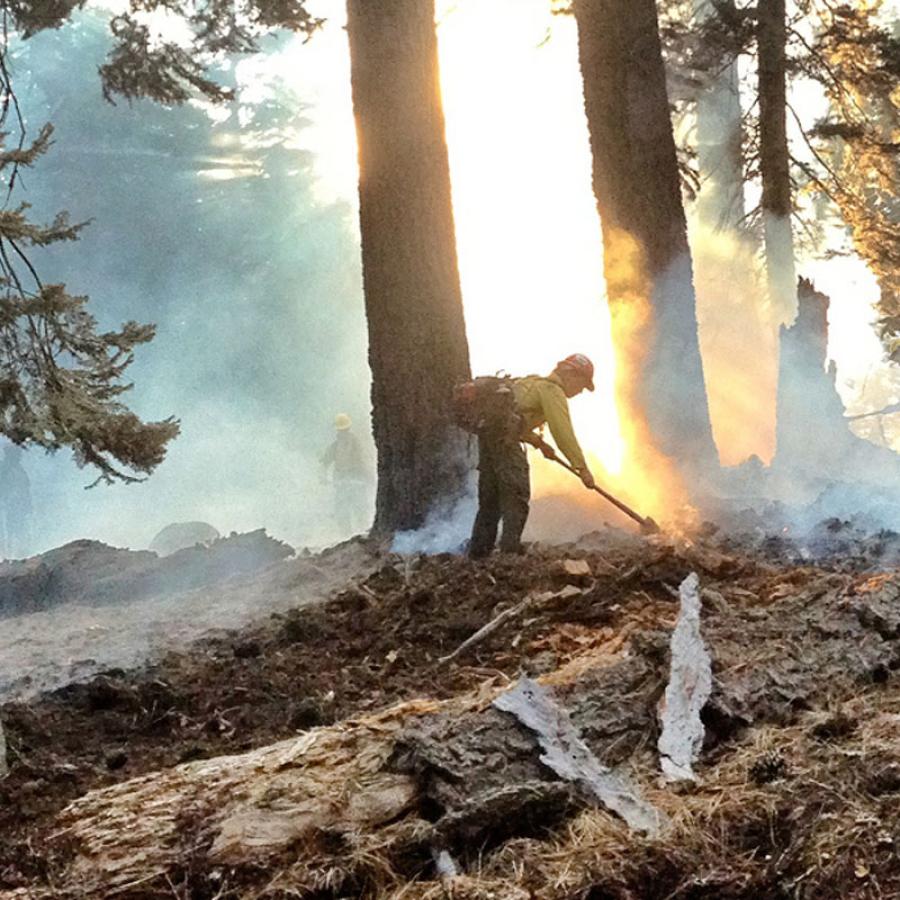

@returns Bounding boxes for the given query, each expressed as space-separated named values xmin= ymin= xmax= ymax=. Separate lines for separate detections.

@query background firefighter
xmin=320 ymin=413 xmax=370 ymax=535
xmin=468 ymin=354 xmax=596 ymax=558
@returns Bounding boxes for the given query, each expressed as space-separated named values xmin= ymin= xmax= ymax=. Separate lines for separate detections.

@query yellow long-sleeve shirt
xmin=513 ymin=374 xmax=588 ymax=473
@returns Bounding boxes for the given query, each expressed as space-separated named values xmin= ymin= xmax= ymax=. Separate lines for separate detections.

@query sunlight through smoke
xmin=435 ymin=0 xmax=624 ymax=481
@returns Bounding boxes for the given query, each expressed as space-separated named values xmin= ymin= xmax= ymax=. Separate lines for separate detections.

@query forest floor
xmin=1 ymin=518 xmax=900 ymax=898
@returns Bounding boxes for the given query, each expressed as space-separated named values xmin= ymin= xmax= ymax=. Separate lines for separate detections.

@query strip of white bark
xmin=494 ymin=677 xmax=665 ymax=836
xmin=658 ymin=572 xmax=712 ymax=782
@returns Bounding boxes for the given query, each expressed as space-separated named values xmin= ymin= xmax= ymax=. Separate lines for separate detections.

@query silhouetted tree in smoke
xmin=662 ymin=0 xmax=900 ymax=358
xmin=571 ymin=0 xmax=719 ymax=474
xmin=757 ymin=0 xmax=796 ymax=326
xmin=346 ymin=0 xmax=471 ymax=535
xmin=659 ymin=0 xmax=798 ymax=327
xmin=668 ymin=0 xmax=748 ymax=231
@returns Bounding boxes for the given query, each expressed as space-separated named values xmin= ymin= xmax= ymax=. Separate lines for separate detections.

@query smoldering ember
xmin=1 ymin=1 xmax=900 ymax=899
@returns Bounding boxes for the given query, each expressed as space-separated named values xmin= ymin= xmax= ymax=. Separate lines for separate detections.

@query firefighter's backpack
xmin=452 ymin=376 xmax=516 ymax=434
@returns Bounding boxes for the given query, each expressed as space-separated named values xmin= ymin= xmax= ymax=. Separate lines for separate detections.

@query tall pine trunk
xmin=690 ymin=0 xmax=779 ymax=467
xmin=346 ymin=0 xmax=471 ymax=535
xmin=573 ymin=0 xmax=718 ymax=471
xmin=758 ymin=0 xmax=797 ymax=325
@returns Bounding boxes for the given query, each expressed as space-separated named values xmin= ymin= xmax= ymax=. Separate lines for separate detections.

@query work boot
xmin=497 ymin=541 xmax=525 ymax=556
xmin=467 ymin=545 xmax=492 ymax=560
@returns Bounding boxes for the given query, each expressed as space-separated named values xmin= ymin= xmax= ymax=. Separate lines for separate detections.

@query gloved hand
xmin=580 ymin=468 xmax=596 ymax=490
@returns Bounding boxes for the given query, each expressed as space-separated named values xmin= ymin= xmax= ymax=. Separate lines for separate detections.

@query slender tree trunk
xmin=758 ymin=0 xmax=797 ymax=325
xmin=573 ymin=0 xmax=718 ymax=471
xmin=693 ymin=0 xmax=746 ymax=230
xmin=346 ymin=0 xmax=472 ymax=535
xmin=690 ymin=0 xmax=779 ymax=466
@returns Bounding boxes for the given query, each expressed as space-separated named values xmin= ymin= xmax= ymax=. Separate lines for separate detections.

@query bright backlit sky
xmin=265 ymin=0 xmax=896 ymax=450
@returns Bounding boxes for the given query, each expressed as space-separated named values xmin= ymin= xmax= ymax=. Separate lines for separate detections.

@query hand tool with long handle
xmin=536 ymin=442 xmax=661 ymax=534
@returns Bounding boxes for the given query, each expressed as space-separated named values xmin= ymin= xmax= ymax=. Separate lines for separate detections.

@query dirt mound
xmin=0 ymin=529 xmax=293 ymax=620
xmin=0 ymin=538 xmax=379 ymax=705
xmin=707 ymin=509 xmax=900 ymax=570
xmin=1 ymin=530 xmax=900 ymax=897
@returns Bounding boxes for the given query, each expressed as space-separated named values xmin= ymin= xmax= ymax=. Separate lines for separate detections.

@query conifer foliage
xmin=0 ymin=63 xmax=181 ymax=482
xmin=660 ymin=0 xmax=900 ymax=356
xmin=0 ymin=0 xmax=324 ymax=483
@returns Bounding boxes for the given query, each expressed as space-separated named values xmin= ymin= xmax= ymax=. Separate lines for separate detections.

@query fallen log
xmin=17 ymin=573 xmax=900 ymax=899
xmin=50 ymin=699 xmax=441 ymax=896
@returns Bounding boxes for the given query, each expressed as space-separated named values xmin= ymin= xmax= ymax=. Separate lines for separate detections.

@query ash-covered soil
xmin=1 ymin=521 xmax=900 ymax=898
xmin=0 ymin=533 xmax=376 ymax=702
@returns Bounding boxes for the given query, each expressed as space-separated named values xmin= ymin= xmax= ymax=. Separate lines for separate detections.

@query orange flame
xmin=435 ymin=2 xmax=694 ymax=536
xmin=520 ymin=229 xmax=695 ymax=535
xmin=600 ymin=229 xmax=692 ymax=524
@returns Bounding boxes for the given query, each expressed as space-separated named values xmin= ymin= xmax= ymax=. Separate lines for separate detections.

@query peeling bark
xmin=494 ymin=677 xmax=664 ymax=834
xmin=657 ymin=573 xmax=712 ymax=782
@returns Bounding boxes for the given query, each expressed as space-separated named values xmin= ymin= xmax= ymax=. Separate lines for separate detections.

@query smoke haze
xmin=3 ymin=0 xmax=899 ymax=563
xmin=5 ymin=10 xmax=375 ymax=555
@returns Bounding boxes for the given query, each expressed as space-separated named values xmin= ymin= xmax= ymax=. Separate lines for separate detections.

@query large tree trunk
xmin=758 ymin=0 xmax=797 ymax=325
xmin=774 ymin=280 xmax=900 ymax=493
xmin=573 ymin=0 xmax=718 ymax=473
xmin=346 ymin=0 xmax=471 ymax=536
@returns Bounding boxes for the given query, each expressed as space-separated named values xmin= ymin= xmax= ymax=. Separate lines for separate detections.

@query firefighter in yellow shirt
xmin=321 ymin=414 xmax=370 ymax=534
xmin=468 ymin=354 xmax=596 ymax=558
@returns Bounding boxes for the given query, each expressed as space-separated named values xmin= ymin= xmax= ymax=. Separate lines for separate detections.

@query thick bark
xmin=346 ymin=0 xmax=471 ymax=535
xmin=693 ymin=0 xmax=746 ymax=231
xmin=758 ymin=0 xmax=797 ymax=325
xmin=574 ymin=0 xmax=718 ymax=471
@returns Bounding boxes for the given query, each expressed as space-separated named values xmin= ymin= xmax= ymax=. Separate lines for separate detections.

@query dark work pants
xmin=469 ymin=428 xmax=530 ymax=558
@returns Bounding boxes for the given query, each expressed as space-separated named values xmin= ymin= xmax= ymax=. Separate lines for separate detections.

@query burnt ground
xmin=1 ymin=524 xmax=900 ymax=898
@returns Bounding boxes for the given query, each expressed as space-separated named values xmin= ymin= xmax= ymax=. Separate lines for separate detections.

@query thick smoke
xmin=4 ymin=11 xmax=375 ymax=556
xmin=4 ymin=2 xmax=899 ymax=565
xmin=391 ymin=483 xmax=477 ymax=555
